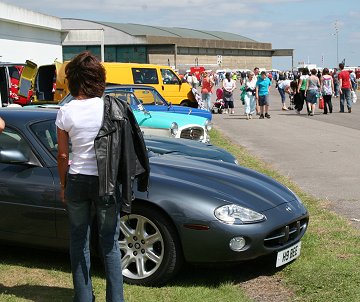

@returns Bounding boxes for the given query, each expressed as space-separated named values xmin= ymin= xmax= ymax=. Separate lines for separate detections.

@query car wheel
xmin=119 ymin=205 xmax=182 ymax=286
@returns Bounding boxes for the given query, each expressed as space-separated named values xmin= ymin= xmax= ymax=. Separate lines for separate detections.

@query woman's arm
xmin=57 ymin=127 xmax=69 ymax=203
xmin=297 ymin=79 xmax=303 ymax=93
xmin=0 ymin=117 xmax=5 ymax=133
xmin=320 ymin=76 xmax=324 ymax=93
xmin=305 ymin=77 xmax=309 ymax=95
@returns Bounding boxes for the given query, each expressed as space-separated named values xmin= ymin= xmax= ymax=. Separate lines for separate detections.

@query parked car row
xmin=57 ymin=87 xmax=211 ymax=143
xmin=2 ymin=60 xmax=211 ymax=144
xmin=0 ymin=108 xmax=309 ymax=286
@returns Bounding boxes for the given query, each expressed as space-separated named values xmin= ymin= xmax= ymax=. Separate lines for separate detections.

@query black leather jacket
xmin=94 ymin=95 xmax=150 ymax=213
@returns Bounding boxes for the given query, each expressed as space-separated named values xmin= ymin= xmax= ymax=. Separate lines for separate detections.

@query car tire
xmin=119 ymin=204 xmax=183 ymax=286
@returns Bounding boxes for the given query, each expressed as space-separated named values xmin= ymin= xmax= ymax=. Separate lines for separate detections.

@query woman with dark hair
xmin=320 ymin=68 xmax=334 ymax=114
xmin=56 ymin=51 xmax=125 ymax=302
xmin=305 ymin=68 xmax=320 ymax=116
xmin=296 ymin=67 xmax=309 ymax=114
xmin=222 ymin=72 xmax=236 ymax=114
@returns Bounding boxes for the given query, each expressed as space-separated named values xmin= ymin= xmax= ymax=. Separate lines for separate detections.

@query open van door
xmin=18 ymin=60 xmax=69 ymax=105
xmin=18 ymin=60 xmax=37 ymax=101
xmin=53 ymin=61 xmax=68 ymax=102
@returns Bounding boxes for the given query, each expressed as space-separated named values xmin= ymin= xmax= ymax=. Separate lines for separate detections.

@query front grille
xmin=264 ymin=218 xmax=308 ymax=248
xmin=180 ymin=127 xmax=204 ymax=141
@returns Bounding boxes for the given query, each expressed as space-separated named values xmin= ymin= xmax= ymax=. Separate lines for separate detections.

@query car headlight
xmin=170 ymin=122 xmax=178 ymax=136
xmin=214 ymin=204 xmax=266 ymax=224
xmin=204 ymin=119 xmax=212 ymax=131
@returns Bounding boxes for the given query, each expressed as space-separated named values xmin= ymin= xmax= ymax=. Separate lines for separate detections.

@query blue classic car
xmin=108 ymin=84 xmax=212 ymax=120
xmin=59 ymin=87 xmax=212 ymax=143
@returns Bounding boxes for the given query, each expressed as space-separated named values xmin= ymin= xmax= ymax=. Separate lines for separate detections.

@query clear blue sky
xmin=3 ymin=0 xmax=359 ymax=70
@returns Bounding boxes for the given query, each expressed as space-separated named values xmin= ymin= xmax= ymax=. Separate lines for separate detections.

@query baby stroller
xmin=211 ymin=88 xmax=225 ymax=114
xmin=288 ymin=93 xmax=295 ymax=110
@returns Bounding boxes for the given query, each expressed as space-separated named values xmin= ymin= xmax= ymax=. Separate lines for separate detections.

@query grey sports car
xmin=0 ymin=108 xmax=309 ymax=286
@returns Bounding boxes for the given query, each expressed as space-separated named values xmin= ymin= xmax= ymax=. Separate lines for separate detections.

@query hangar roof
xmin=94 ymin=22 xmax=257 ymax=42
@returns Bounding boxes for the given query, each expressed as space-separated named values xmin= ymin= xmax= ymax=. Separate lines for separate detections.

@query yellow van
xmin=18 ymin=60 xmax=68 ymax=105
xmin=20 ymin=61 xmax=196 ymax=107
xmin=103 ymin=63 xmax=197 ymax=107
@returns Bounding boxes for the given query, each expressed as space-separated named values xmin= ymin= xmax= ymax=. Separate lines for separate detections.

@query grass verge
xmin=0 ymin=129 xmax=358 ymax=302
xmin=210 ymin=128 xmax=360 ymax=302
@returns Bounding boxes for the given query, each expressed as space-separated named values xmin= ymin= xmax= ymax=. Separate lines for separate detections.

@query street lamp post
xmin=334 ymin=21 xmax=339 ymax=65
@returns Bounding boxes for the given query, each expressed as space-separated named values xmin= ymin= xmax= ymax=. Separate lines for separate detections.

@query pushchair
xmin=288 ymin=93 xmax=295 ymax=110
xmin=211 ymin=88 xmax=225 ymax=114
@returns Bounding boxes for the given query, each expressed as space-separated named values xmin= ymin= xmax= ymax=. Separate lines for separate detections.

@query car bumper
xmin=178 ymin=203 xmax=309 ymax=263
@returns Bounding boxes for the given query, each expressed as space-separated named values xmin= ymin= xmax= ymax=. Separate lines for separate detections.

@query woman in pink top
xmin=320 ymin=68 xmax=334 ymax=114
xmin=201 ymin=72 xmax=215 ymax=111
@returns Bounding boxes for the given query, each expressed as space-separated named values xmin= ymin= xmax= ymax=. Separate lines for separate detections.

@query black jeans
xmin=323 ymin=95 xmax=333 ymax=114
xmin=295 ymin=90 xmax=309 ymax=113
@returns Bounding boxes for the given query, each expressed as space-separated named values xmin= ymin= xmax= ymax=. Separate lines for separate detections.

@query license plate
xmin=276 ymin=242 xmax=301 ymax=267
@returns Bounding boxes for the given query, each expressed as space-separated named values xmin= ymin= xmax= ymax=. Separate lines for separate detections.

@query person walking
xmin=243 ymin=71 xmax=257 ymax=119
xmin=253 ymin=67 xmax=261 ymax=115
xmin=222 ymin=72 xmax=236 ymax=114
xmin=201 ymin=71 xmax=215 ymax=111
xmin=304 ymin=68 xmax=320 ymax=116
xmin=296 ymin=68 xmax=309 ymax=114
xmin=338 ymin=63 xmax=353 ymax=113
xmin=56 ymin=51 xmax=149 ymax=302
xmin=350 ymin=70 xmax=357 ymax=91
xmin=256 ymin=71 xmax=271 ymax=119
xmin=320 ymin=68 xmax=334 ymax=114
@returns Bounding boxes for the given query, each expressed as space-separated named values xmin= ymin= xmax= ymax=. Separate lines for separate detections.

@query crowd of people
xmin=187 ymin=63 xmax=358 ymax=118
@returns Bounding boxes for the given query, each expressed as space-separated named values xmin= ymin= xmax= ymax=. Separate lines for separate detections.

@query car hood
xmin=148 ymin=155 xmax=298 ymax=212
xmin=133 ymin=109 xmax=207 ymax=128
xmin=144 ymin=135 xmax=237 ymax=164
xmin=170 ymin=105 xmax=212 ymax=120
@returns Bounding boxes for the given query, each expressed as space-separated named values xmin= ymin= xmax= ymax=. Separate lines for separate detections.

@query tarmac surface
xmin=209 ymin=83 xmax=360 ymax=230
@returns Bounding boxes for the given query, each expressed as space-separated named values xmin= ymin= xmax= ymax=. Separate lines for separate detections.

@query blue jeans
xmin=65 ymin=173 xmax=124 ymax=302
xmin=340 ymin=88 xmax=351 ymax=112
xmin=201 ymin=93 xmax=212 ymax=111
xmin=278 ymin=87 xmax=286 ymax=104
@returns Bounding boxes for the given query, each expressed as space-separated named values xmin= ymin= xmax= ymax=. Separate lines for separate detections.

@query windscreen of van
xmin=132 ymin=68 xmax=159 ymax=84
xmin=160 ymin=69 xmax=181 ymax=85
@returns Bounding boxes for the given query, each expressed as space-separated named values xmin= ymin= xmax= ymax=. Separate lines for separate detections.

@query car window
xmin=107 ymin=91 xmax=140 ymax=107
xmin=9 ymin=66 xmax=21 ymax=80
xmin=0 ymin=128 xmax=32 ymax=160
xmin=153 ymin=90 xmax=166 ymax=106
xmin=30 ymin=120 xmax=60 ymax=158
xmin=132 ymin=68 xmax=159 ymax=84
xmin=161 ymin=69 xmax=180 ymax=85
xmin=132 ymin=89 xmax=157 ymax=105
